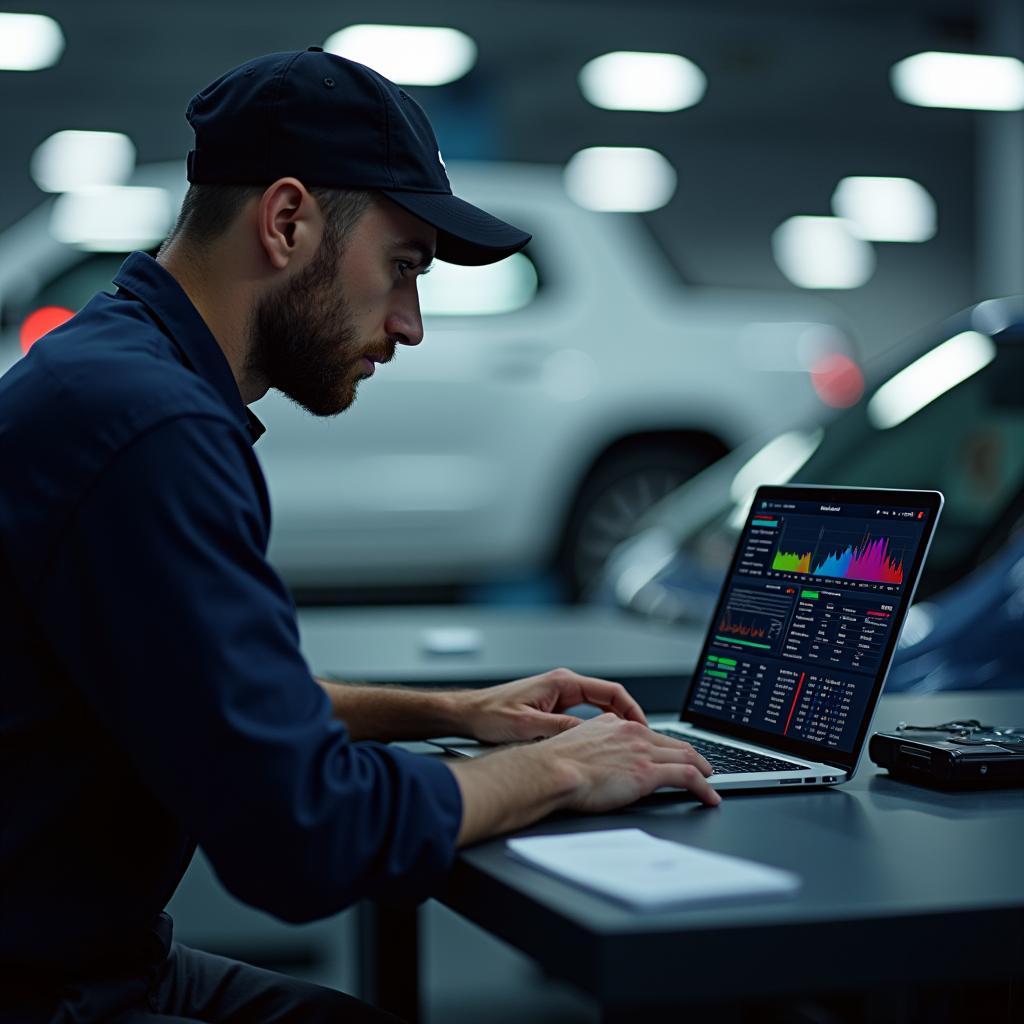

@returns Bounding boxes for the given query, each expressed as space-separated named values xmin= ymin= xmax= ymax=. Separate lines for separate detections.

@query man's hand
xmin=449 ymin=713 xmax=720 ymax=845
xmin=530 ymin=712 xmax=719 ymax=813
xmin=457 ymin=668 xmax=647 ymax=744
xmin=315 ymin=667 xmax=643 ymax=743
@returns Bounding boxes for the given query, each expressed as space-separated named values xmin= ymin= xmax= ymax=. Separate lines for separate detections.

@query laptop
xmin=438 ymin=484 xmax=944 ymax=791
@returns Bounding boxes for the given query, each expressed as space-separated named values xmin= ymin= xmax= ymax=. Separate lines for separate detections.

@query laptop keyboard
xmin=654 ymin=730 xmax=809 ymax=775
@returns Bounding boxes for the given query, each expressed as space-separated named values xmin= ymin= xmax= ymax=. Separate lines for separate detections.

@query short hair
xmin=159 ymin=183 xmax=373 ymax=254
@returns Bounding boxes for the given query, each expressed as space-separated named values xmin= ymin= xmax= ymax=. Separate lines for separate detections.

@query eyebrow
xmin=397 ymin=239 xmax=436 ymax=271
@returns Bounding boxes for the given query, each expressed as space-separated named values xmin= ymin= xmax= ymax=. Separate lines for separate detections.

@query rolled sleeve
xmin=38 ymin=413 xmax=462 ymax=921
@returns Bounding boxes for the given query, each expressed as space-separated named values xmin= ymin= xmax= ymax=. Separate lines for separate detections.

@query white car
xmin=0 ymin=161 xmax=856 ymax=595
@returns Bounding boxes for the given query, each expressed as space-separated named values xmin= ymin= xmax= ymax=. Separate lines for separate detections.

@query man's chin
xmin=277 ymin=383 xmax=357 ymax=418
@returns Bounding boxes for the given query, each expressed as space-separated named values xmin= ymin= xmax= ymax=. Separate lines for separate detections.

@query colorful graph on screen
xmin=772 ymin=535 xmax=905 ymax=584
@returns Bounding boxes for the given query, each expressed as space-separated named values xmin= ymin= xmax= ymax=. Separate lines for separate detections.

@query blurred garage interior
xmin=1 ymin=2 xmax=1022 ymax=1022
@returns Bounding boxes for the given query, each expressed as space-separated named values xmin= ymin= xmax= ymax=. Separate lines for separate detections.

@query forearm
xmin=448 ymin=746 xmax=578 ymax=846
xmin=316 ymin=678 xmax=465 ymax=741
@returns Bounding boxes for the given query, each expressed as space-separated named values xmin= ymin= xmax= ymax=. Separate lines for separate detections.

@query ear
xmin=255 ymin=178 xmax=322 ymax=270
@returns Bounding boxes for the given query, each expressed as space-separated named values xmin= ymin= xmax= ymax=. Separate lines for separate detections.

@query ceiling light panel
xmin=564 ymin=147 xmax=677 ymax=212
xmin=831 ymin=176 xmax=936 ymax=243
xmin=324 ymin=25 xmax=477 ymax=86
xmin=579 ymin=51 xmax=706 ymax=112
xmin=0 ymin=12 xmax=64 ymax=71
xmin=31 ymin=131 xmax=136 ymax=194
xmin=49 ymin=186 xmax=173 ymax=252
xmin=891 ymin=51 xmax=1024 ymax=111
xmin=772 ymin=216 xmax=875 ymax=289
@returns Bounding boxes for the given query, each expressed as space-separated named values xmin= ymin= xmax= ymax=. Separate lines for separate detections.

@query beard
xmin=246 ymin=238 xmax=369 ymax=418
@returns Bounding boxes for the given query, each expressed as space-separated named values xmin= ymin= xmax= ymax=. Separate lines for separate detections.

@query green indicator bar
xmin=705 ymin=670 xmax=730 ymax=679
xmin=716 ymin=657 xmax=737 ymax=666
xmin=715 ymin=635 xmax=772 ymax=650
xmin=801 ymin=590 xmax=819 ymax=599
xmin=752 ymin=519 xmax=778 ymax=527
xmin=707 ymin=655 xmax=719 ymax=663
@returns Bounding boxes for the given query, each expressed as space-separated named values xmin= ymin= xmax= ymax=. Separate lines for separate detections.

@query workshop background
xmin=1 ymin=2 xmax=1021 ymax=1022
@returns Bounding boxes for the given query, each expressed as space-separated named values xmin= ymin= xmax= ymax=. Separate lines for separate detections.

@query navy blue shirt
xmin=0 ymin=253 xmax=462 ymax=982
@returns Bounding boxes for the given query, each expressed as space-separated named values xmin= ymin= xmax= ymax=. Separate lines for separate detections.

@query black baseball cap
xmin=185 ymin=47 xmax=531 ymax=266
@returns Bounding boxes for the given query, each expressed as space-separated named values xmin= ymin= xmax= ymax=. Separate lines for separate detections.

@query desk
xmin=297 ymin=605 xmax=702 ymax=711
xmin=365 ymin=690 xmax=1024 ymax=1023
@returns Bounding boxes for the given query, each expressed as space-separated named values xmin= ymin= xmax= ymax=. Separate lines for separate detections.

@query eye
xmin=395 ymin=259 xmax=433 ymax=280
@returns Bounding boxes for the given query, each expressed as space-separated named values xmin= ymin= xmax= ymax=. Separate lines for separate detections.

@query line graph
xmin=714 ymin=587 xmax=791 ymax=652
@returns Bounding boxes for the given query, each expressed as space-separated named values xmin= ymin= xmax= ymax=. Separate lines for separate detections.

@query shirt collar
xmin=112 ymin=252 xmax=265 ymax=443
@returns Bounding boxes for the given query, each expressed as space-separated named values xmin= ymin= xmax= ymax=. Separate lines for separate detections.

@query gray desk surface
xmin=441 ymin=690 xmax=1024 ymax=1009
xmin=298 ymin=609 xmax=1023 ymax=1013
xmin=297 ymin=605 xmax=702 ymax=709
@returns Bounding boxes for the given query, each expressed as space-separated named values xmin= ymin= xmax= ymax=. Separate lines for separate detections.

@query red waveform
xmin=717 ymin=609 xmax=768 ymax=639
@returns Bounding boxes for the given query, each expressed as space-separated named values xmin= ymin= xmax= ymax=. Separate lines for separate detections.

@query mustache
xmin=364 ymin=342 xmax=398 ymax=366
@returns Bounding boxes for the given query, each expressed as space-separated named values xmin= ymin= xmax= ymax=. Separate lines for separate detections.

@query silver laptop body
xmin=439 ymin=484 xmax=944 ymax=793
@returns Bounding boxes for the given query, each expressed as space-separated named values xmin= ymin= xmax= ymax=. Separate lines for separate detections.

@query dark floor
xmin=167 ymin=853 xmax=598 ymax=1023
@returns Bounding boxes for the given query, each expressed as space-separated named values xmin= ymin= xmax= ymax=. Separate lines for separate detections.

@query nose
xmin=385 ymin=291 xmax=424 ymax=347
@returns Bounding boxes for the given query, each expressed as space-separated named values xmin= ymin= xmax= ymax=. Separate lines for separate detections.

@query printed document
xmin=506 ymin=828 xmax=800 ymax=910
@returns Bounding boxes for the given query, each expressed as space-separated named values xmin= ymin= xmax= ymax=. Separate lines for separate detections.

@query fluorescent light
xmin=49 ymin=186 xmax=173 ymax=252
xmin=324 ymin=24 xmax=476 ymax=86
xmin=0 ymin=13 xmax=64 ymax=70
xmin=564 ymin=147 xmax=676 ymax=212
xmin=867 ymin=330 xmax=996 ymax=430
xmin=772 ymin=216 xmax=875 ymax=289
xmin=831 ymin=176 xmax=936 ymax=243
xmin=420 ymin=253 xmax=537 ymax=316
xmin=31 ymin=130 xmax=136 ymax=194
xmin=579 ymin=51 xmax=706 ymax=112
xmin=891 ymin=51 xmax=1024 ymax=111
xmin=729 ymin=430 xmax=824 ymax=504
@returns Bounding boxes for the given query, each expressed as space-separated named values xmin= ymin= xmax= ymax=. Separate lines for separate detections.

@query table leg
xmin=357 ymin=900 xmax=421 ymax=1023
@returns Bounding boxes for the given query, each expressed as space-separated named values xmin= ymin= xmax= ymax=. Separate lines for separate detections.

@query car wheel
xmin=559 ymin=445 xmax=706 ymax=599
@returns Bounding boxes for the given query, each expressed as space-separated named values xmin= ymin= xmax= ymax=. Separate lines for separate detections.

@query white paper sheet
xmin=506 ymin=828 xmax=801 ymax=911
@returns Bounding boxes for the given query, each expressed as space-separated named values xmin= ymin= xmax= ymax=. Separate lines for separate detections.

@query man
xmin=0 ymin=49 xmax=718 ymax=1022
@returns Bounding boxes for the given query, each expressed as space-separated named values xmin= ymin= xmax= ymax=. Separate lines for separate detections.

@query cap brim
xmin=380 ymin=190 xmax=531 ymax=266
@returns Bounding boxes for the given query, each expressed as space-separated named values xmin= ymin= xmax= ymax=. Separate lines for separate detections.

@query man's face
xmin=248 ymin=198 xmax=435 ymax=417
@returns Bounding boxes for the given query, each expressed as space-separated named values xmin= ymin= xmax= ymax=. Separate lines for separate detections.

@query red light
xmin=810 ymin=353 xmax=864 ymax=408
xmin=20 ymin=306 xmax=75 ymax=355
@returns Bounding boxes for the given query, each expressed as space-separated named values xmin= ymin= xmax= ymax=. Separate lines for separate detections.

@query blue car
xmin=599 ymin=298 xmax=1024 ymax=693
xmin=887 ymin=530 xmax=1024 ymax=693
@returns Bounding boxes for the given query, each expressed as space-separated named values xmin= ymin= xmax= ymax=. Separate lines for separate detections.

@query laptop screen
xmin=682 ymin=485 xmax=943 ymax=771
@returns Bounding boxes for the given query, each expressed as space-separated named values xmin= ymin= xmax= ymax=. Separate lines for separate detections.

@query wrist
xmin=432 ymin=689 xmax=474 ymax=736
xmin=515 ymin=742 xmax=582 ymax=812
xmin=449 ymin=741 xmax=582 ymax=846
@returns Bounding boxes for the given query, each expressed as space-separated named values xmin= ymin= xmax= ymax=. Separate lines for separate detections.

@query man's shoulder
xmin=0 ymin=295 xmax=264 ymax=597
xmin=0 ymin=289 xmax=256 ymax=515
xmin=36 ymin=294 xmax=234 ymax=433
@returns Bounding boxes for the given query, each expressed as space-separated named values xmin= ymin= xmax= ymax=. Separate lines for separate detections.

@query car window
xmin=798 ymin=339 xmax=1024 ymax=589
xmin=677 ymin=335 xmax=1024 ymax=600
xmin=25 ymin=246 xmax=541 ymax=324
xmin=419 ymin=250 xmax=539 ymax=317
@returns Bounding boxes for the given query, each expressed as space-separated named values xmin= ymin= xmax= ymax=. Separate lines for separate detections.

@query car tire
xmin=558 ymin=444 xmax=707 ymax=599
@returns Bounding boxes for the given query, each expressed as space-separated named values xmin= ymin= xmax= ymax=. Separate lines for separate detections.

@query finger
xmin=563 ymin=675 xmax=648 ymax=725
xmin=652 ymin=763 xmax=722 ymax=806
xmin=517 ymin=710 xmax=583 ymax=739
xmin=647 ymin=743 xmax=714 ymax=777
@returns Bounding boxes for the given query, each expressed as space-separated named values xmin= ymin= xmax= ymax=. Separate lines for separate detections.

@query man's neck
xmin=157 ymin=244 xmax=270 ymax=405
